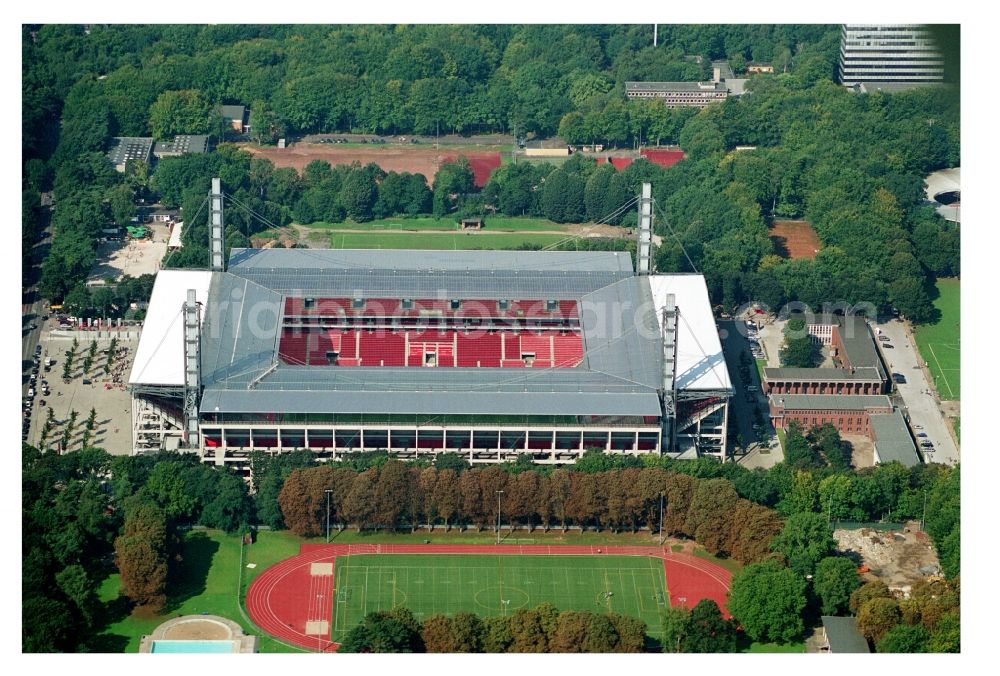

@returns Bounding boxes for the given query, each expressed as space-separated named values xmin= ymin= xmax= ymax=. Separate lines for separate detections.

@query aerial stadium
xmin=128 ymin=181 xmax=732 ymax=469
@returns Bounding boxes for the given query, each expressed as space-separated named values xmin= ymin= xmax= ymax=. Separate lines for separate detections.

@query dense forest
xmin=23 ymin=24 xmax=959 ymax=323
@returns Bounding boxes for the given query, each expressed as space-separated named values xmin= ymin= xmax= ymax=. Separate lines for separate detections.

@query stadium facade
xmin=128 ymin=183 xmax=732 ymax=469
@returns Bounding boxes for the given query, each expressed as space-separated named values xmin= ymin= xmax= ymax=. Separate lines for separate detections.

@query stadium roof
xmin=194 ymin=249 xmax=672 ymax=417
xmin=122 ymin=251 xmax=722 ymax=417
xmin=128 ymin=270 xmax=213 ymax=387
xmin=769 ymin=394 xmax=892 ymax=411
xmin=648 ymin=274 xmax=731 ymax=391
xmin=871 ymin=411 xmax=920 ymax=467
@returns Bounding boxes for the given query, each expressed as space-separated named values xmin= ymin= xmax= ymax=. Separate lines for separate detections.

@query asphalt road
xmin=872 ymin=317 xmax=960 ymax=466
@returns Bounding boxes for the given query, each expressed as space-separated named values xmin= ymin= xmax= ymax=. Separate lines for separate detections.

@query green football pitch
xmin=330 ymin=554 xmax=668 ymax=640
xmin=914 ymin=278 xmax=960 ymax=400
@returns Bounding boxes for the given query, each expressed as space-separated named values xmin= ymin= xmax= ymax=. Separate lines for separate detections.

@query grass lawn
xmin=331 ymin=554 xmax=668 ymax=641
xmin=690 ymin=547 xmax=743 ymax=575
xmin=755 ymin=358 xmax=767 ymax=382
xmin=952 ymin=417 xmax=960 ymax=443
xmin=306 ymin=216 xmax=572 ymax=233
xmin=328 ymin=231 xmax=571 ymax=250
xmin=913 ymin=278 xmax=960 ymax=400
xmin=92 ymin=529 xmax=306 ymax=653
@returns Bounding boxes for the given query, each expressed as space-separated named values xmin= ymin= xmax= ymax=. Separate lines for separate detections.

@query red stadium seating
xmin=456 ymin=331 xmax=502 ymax=367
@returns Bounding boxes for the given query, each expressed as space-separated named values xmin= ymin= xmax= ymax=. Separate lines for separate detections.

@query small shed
xmin=460 ymin=217 xmax=484 ymax=230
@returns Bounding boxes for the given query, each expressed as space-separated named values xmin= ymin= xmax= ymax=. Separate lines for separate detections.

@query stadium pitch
xmin=330 ymin=554 xmax=668 ymax=640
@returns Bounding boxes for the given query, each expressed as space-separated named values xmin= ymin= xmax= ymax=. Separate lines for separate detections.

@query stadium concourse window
xmin=224 ymin=429 xmax=250 ymax=448
xmin=390 ymin=430 xmax=417 ymax=449
xmin=308 ymin=429 xmax=334 ymax=448
xmin=498 ymin=299 xmax=509 ymax=312
xmin=417 ymin=430 xmax=444 ymax=448
xmin=364 ymin=430 xmax=388 ymax=449
xmin=473 ymin=430 xmax=499 ymax=449
xmin=446 ymin=430 xmax=471 ymax=449
xmin=203 ymin=429 xmax=222 ymax=447
xmin=555 ymin=431 xmax=582 ymax=449
xmin=501 ymin=430 xmax=526 ymax=449
xmin=252 ymin=429 xmax=279 ymax=448
xmin=583 ymin=431 xmax=609 ymax=450
xmin=528 ymin=431 xmax=553 ymax=449
xmin=335 ymin=430 xmax=361 ymax=449
xmin=637 ymin=432 xmax=660 ymax=450
xmin=280 ymin=429 xmax=306 ymax=448
xmin=609 ymin=432 xmax=637 ymax=451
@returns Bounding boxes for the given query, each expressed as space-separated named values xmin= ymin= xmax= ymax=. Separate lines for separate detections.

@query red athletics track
xmin=245 ymin=543 xmax=733 ymax=652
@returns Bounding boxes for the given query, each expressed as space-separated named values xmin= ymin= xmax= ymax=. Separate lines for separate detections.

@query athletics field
xmin=246 ymin=543 xmax=733 ymax=652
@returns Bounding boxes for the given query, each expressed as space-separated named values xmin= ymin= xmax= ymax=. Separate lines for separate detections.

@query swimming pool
xmin=150 ymin=640 xmax=237 ymax=653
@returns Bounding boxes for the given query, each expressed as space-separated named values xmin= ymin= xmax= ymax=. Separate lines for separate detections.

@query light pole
xmin=325 ymin=489 xmax=333 ymax=543
xmin=496 ymin=490 xmax=504 ymax=545
xmin=658 ymin=492 xmax=665 ymax=545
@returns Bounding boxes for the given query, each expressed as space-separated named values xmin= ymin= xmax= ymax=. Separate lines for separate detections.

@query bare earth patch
xmin=834 ymin=520 xmax=941 ymax=596
xmin=769 ymin=220 xmax=821 ymax=260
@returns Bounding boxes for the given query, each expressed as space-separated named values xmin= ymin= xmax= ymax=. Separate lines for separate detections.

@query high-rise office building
xmin=839 ymin=24 xmax=944 ymax=88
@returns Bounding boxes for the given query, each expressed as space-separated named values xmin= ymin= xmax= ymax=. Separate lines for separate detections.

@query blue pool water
xmin=151 ymin=640 xmax=236 ymax=653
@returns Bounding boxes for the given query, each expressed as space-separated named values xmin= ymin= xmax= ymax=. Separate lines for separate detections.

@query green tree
xmin=926 ymin=611 xmax=960 ymax=653
xmin=338 ymin=610 xmax=422 ymax=653
xmin=856 ymin=597 xmax=902 ymax=644
xmin=682 ymin=600 xmax=737 ymax=653
xmin=849 ymin=580 xmax=893 ymax=614
xmin=583 ymin=613 xmax=619 ymax=653
xmin=660 ymin=605 xmax=689 ymax=653
xmin=420 ymin=615 xmax=457 ymax=653
xmin=452 ymin=612 xmax=484 ymax=652
xmin=149 ymin=89 xmax=215 ymax=140
xmin=771 ymin=511 xmax=836 ymax=576
xmin=727 ymin=561 xmax=808 ymax=643
xmin=780 ymin=318 xmax=819 ymax=367
xmin=813 ymin=556 xmax=861 ymax=615
xmin=340 ymin=169 xmax=378 ymax=222
xmin=482 ymin=615 xmax=513 ymax=652
xmin=877 ymin=623 xmax=929 ymax=653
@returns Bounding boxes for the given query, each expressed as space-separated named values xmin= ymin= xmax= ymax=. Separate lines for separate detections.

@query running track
xmin=245 ymin=543 xmax=733 ymax=652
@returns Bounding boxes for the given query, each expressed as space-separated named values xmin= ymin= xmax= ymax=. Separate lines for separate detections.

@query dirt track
xmin=242 ymin=142 xmax=501 ymax=186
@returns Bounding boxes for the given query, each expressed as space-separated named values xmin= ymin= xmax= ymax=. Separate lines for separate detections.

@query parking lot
xmin=872 ymin=317 xmax=959 ymax=465
xmin=23 ymin=319 xmax=139 ymax=456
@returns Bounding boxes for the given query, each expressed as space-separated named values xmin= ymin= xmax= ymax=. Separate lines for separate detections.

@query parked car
xmin=921 ymin=441 xmax=934 ymax=448
xmin=917 ymin=432 xmax=928 ymax=438
xmin=879 ymin=335 xmax=891 ymax=341
xmin=914 ymin=424 xmax=923 ymax=430
xmin=893 ymin=373 xmax=906 ymax=383
xmin=883 ymin=344 xmax=894 ymax=349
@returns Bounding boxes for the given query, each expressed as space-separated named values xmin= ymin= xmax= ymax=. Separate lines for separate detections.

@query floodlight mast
xmin=182 ymin=289 xmax=201 ymax=449
xmin=209 ymin=177 xmax=225 ymax=272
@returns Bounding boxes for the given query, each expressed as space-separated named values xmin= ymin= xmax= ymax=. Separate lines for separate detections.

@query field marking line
xmin=928 ymin=343 xmax=955 ymax=398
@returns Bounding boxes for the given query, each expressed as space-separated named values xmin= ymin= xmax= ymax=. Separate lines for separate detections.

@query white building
xmin=839 ymin=24 xmax=944 ymax=88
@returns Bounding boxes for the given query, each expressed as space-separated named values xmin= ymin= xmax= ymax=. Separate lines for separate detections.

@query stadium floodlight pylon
xmin=636 ymin=182 xmax=653 ymax=275
xmin=209 ymin=177 xmax=225 ymax=272
xmin=661 ymin=294 xmax=679 ymax=451
xmin=182 ymin=288 xmax=201 ymax=449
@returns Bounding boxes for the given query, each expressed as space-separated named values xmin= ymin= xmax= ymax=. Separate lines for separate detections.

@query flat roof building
xmin=625 ymin=81 xmax=729 ymax=108
xmin=153 ymin=135 xmax=209 ymax=158
xmin=107 ymin=137 xmax=154 ymax=172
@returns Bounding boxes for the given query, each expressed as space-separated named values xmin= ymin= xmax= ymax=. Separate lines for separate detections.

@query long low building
xmin=769 ymin=394 xmax=919 ymax=467
xmin=129 ymin=187 xmax=732 ymax=470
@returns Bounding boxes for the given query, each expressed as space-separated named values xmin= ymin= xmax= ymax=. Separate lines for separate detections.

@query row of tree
xmin=338 ymin=604 xmax=647 ymax=653
xmin=276 ymin=461 xmax=783 ymax=565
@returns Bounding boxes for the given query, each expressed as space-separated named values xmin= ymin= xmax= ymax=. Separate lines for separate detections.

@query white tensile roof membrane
xmin=128 ymin=270 xmax=212 ymax=387
xmin=647 ymin=274 xmax=731 ymax=391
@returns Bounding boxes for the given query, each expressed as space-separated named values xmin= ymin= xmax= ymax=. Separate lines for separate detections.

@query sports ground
xmin=246 ymin=543 xmax=733 ymax=652
xmin=914 ymin=278 xmax=960 ymax=400
xmin=326 ymin=231 xmax=571 ymax=250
